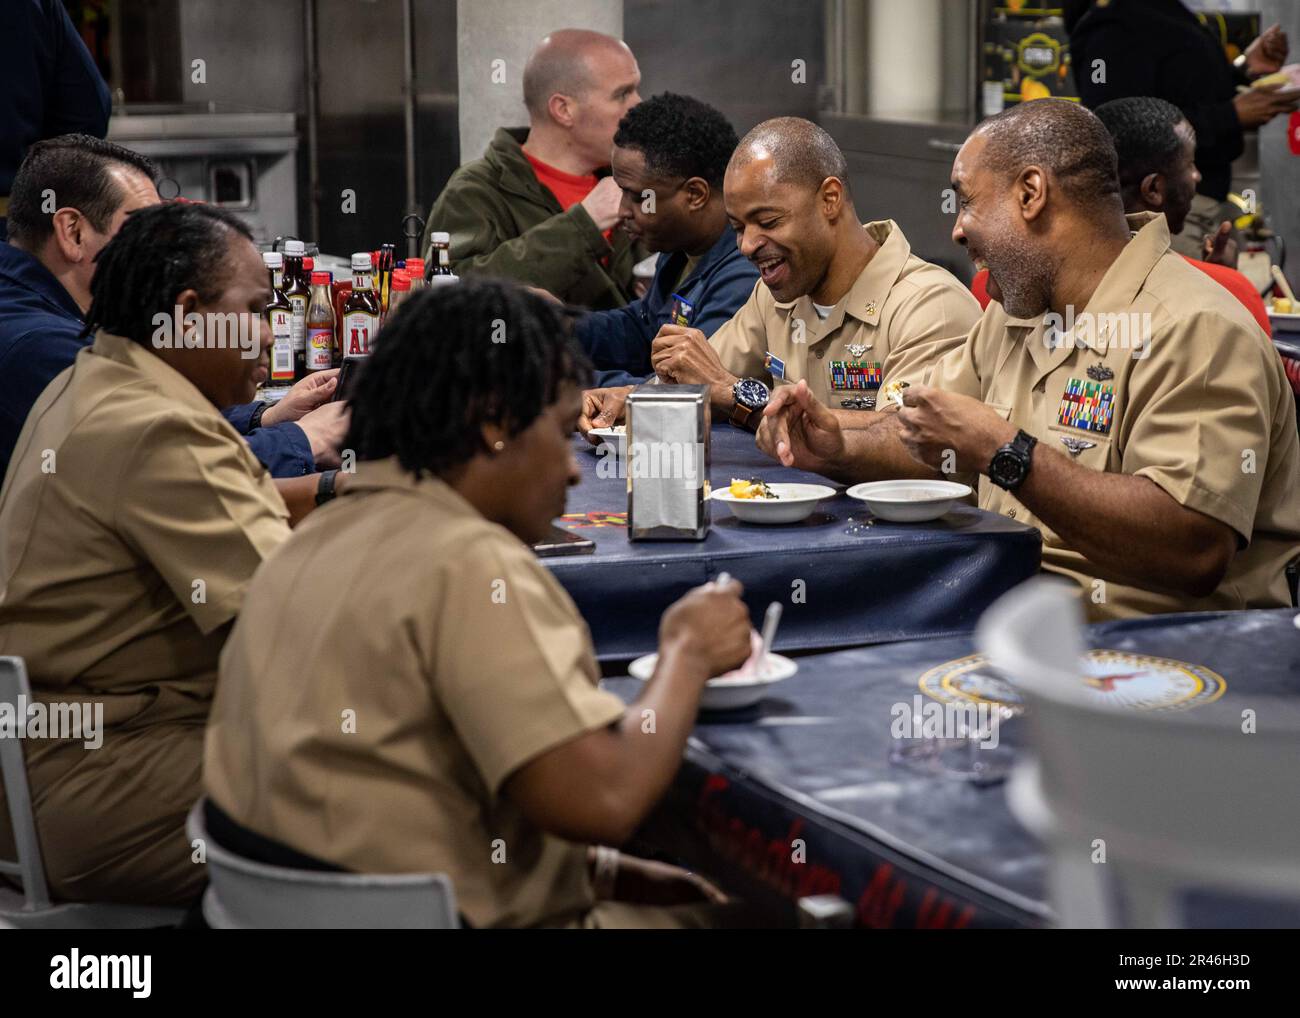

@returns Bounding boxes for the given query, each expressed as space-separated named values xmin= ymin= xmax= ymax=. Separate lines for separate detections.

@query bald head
xmin=973 ymin=98 xmax=1121 ymax=208
xmin=522 ymin=29 xmax=634 ymax=119
xmin=729 ymin=117 xmax=852 ymax=201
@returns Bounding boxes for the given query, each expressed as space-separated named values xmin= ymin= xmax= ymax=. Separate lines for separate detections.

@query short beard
xmin=985 ymin=231 xmax=1054 ymax=320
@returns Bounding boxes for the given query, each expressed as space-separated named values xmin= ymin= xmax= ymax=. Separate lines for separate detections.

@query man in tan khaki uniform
xmin=705 ymin=217 xmax=981 ymax=415
xmin=0 ymin=204 xmax=299 ymax=905
xmin=760 ymin=100 xmax=1300 ymax=621
xmin=579 ymin=118 xmax=979 ymax=436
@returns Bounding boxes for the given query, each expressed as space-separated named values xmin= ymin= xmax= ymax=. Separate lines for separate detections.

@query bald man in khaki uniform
xmin=928 ymin=212 xmax=1300 ymax=618
xmin=710 ymin=219 xmax=980 ymax=413
xmin=582 ymin=119 xmax=978 ymax=438
xmin=761 ymin=100 xmax=1300 ymax=621
xmin=0 ymin=332 xmax=290 ymax=904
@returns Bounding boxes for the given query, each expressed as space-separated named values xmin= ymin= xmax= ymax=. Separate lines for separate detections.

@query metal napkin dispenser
xmin=626 ymin=383 xmax=711 ymax=540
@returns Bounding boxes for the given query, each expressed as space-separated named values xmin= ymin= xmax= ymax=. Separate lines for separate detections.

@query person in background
xmin=0 ymin=202 xmax=329 ymax=906
xmin=575 ymin=91 xmax=757 ymax=388
xmin=583 ymin=117 xmax=980 ymax=435
xmin=0 ymin=134 xmax=348 ymax=484
xmin=204 ymin=280 xmax=764 ymax=929
xmin=1067 ymin=0 xmax=1296 ymax=261
xmin=0 ymin=0 xmax=111 ymax=241
xmin=1098 ymin=96 xmax=1269 ymax=333
xmin=423 ymin=29 xmax=643 ymax=310
xmin=761 ymin=99 xmax=1300 ymax=621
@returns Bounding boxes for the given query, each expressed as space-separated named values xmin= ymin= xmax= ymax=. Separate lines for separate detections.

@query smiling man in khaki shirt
xmin=760 ymin=100 xmax=1300 ymax=620
xmin=0 ymin=204 xmax=295 ymax=905
xmin=580 ymin=118 xmax=979 ymax=436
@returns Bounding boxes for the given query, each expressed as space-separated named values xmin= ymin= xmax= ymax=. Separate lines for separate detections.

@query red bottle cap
xmin=311 ymin=271 xmax=332 ymax=285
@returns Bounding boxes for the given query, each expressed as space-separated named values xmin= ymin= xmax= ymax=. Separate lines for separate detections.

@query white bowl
xmin=845 ymin=479 xmax=972 ymax=522
xmin=628 ymin=653 xmax=797 ymax=710
xmin=711 ymin=482 xmax=837 ymax=524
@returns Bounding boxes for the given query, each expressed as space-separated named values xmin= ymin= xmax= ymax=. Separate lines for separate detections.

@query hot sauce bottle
xmin=305 ymin=270 xmax=335 ymax=373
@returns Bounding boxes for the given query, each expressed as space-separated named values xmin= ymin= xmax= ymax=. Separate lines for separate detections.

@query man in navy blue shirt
xmin=0 ymin=0 xmax=113 ymax=240
xmin=574 ymin=93 xmax=757 ymax=389
xmin=0 ymin=134 xmax=346 ymax=484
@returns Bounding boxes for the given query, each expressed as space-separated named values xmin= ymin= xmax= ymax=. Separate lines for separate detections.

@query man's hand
xmin=896 ymin=384 xmax=1016 ymax=475
xmin=1202 ymin=221 xmax=1239 ymax=268
xmin=755 ymin=379 xmax=847 ymax=474
xmin=295 ymin=401 xmax=350 ymax=468
xmin=578 ymin=385 xmax=633 ymax=442
xmin=524 ymin=285 xmax=562 ymax=305
xmin=580 ymin=177 xmax=623 ymax=233
xmin=658 ymin=577 xmax=751 ymax=678
xmin=1233 ymin=81 xmax=1299 ymax=129
xmin=649 ymin=325 xmax=738 ymax=408
xmin=1245 ymin=23 xmax=1289 ymax=78
xmin=607 ymin=854 xmax=729 ymax=906
xmin=261 ymin=369 xmax=340 ymax=427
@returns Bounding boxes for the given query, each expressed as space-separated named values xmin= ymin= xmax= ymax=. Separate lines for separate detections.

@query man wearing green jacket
xmin=424 ymin=29 xmax=644 ymax=310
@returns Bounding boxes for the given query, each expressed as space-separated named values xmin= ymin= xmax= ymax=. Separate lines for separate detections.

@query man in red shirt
xmin=423 ymin=29 xmax=644 ymax=310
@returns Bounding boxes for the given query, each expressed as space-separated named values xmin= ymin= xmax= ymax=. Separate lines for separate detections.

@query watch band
xmin=728 ymin=400 xmax=758 ymax=432
xmin=315 ymin=468 xmax=339 ymax=506
xmin=248 ymin=400 xmax=269 ymax=431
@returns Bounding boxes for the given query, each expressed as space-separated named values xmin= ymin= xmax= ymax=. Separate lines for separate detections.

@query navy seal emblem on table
xmin=917 ymin=649 xmax=1226 ymax=712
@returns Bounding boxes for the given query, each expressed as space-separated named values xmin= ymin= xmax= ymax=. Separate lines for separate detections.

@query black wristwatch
xmin=248 ymin=400 xmax=269 ymax=430
xmin=988 ymin=429 xmax=1038 ymax=491
xmin=315 ymin=468 xmax=340 ymax=506
xmin=728 ymin=378 xmax=770 ymax=433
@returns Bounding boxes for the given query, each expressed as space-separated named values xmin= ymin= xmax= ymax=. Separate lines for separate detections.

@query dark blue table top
xmin=605 ymin=608 xmax=1300 ymax=928
xmin=548 ymin=424 xmax=1043 ymax=660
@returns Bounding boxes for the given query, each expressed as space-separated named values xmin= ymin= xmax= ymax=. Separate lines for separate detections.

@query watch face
xmin=989 ymin=449 xmax=1026 ymax=489
xmin=734 ymin=378 xmax=770 ymax=411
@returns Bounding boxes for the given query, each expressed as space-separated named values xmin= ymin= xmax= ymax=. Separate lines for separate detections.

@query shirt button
xmin=815 ymin=349 xmax=824 ymax=360
xmin=1007 ymin=508 xmax=1017 ymax=518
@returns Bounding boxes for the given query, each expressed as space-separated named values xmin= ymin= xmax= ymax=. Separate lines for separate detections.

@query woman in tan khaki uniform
xmin=0 ymin=203 xmax=310 ymax=905
xmin=204 ymin=280 xmax=759 ymax=928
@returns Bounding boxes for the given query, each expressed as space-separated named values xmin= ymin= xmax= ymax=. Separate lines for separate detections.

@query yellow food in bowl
xmin=1274 ymin=297 xmax=1294 ymax=314
xmin=729 ymin=478 xmax=777 ymax=500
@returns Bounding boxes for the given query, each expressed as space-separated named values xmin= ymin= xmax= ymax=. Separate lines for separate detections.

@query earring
xmin=493 ymin=440 xmax=505 ymax=452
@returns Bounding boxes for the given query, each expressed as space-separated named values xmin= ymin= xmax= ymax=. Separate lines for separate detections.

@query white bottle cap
xmin=430 ymin=231 xmax=450 ymax=244
xmin=351 ymin=252 xmax=373 ymax=270
xmin=263 ymin=251 xmax=283 ymax=268
xmin=284 ymin=239 xmax=306 ymax=256
xmin=426 ymin=273 xmax=459 ymax=287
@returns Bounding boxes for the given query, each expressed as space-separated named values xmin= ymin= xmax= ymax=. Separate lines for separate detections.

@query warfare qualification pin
xmin=846 ymin=343 xmax=868 ymax=359
xmin=1059 ymin=435 xmax=1096 ymax=456
xmin=1087 ymin=363 xmax=1114 ymax=382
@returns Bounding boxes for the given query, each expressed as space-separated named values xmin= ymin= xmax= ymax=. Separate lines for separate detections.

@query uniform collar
xmin=0 ymin=242 xmax=84 ymax=322
xmin=89 ymin=329 xmax=223 ymax=418
xmin=779 ymin=220 xmax=910 ymax=334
